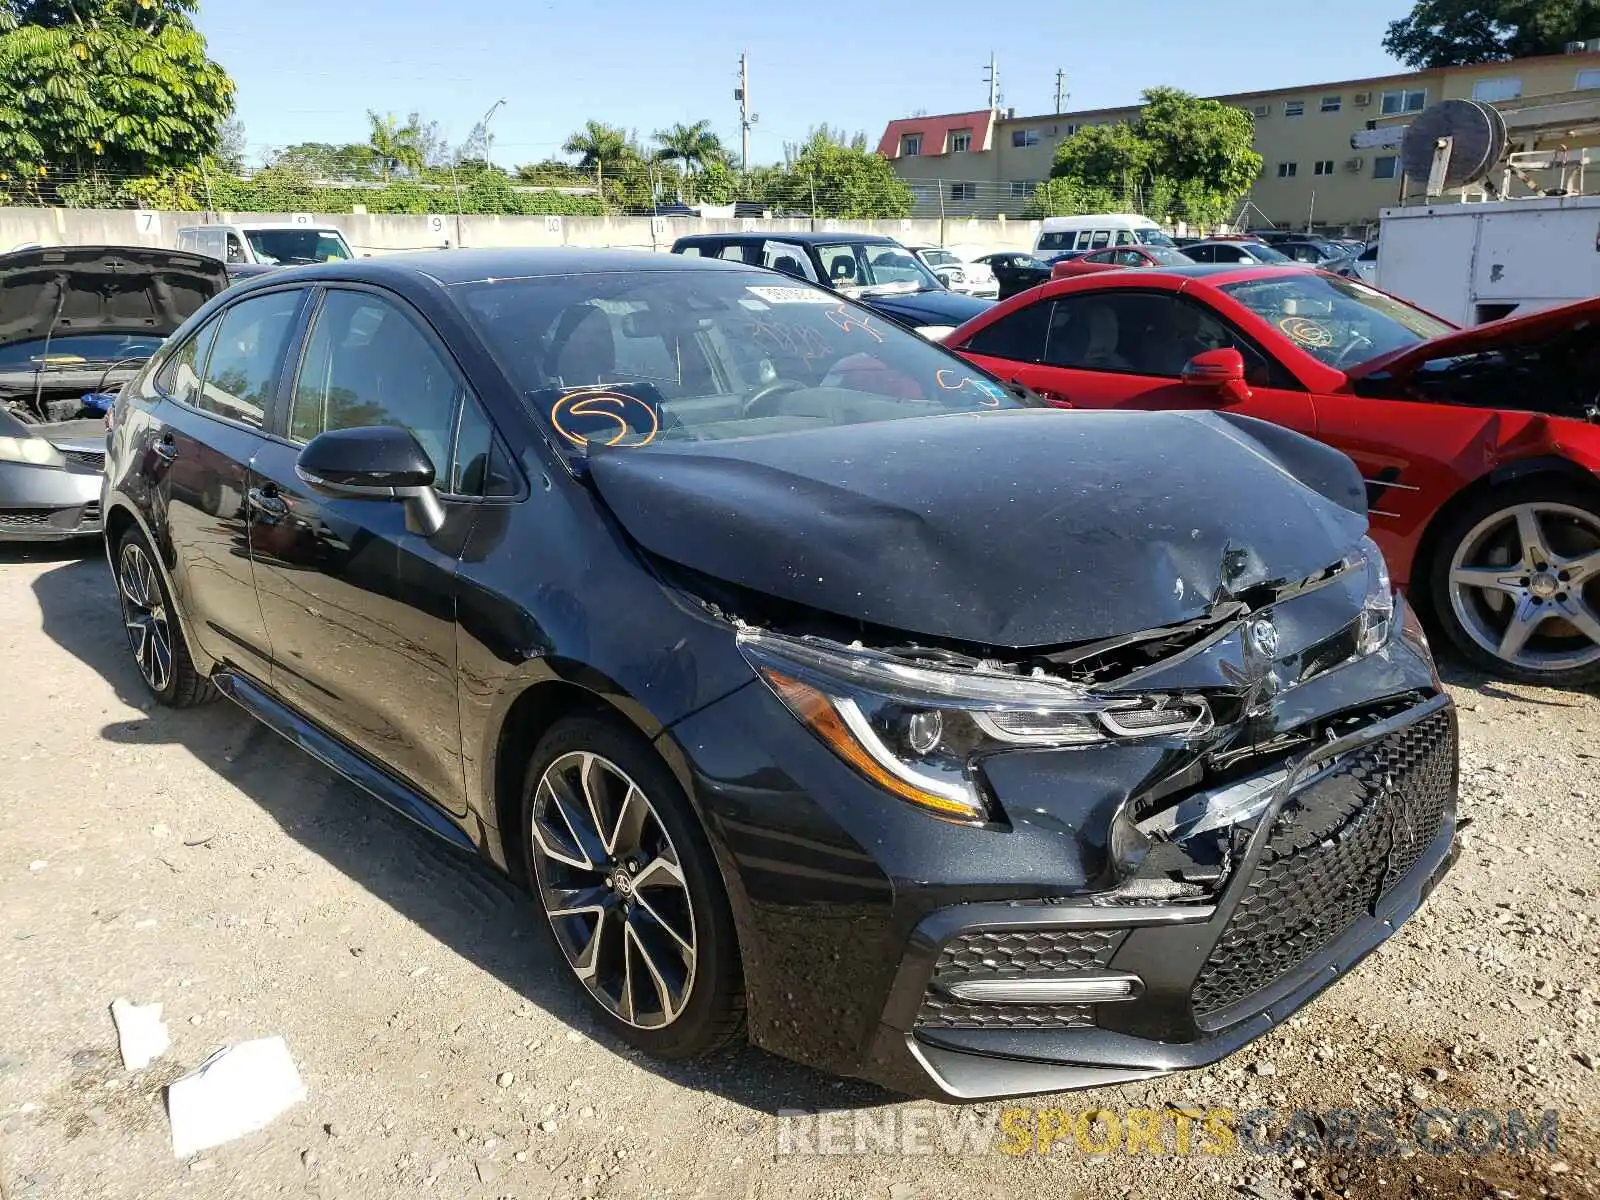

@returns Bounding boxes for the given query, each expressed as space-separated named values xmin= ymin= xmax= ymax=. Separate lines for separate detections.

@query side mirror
xmin=296 ymin=425 xmax=446 ymax=536
xmin=1180 ymin=347 xmax=1252 ymax=404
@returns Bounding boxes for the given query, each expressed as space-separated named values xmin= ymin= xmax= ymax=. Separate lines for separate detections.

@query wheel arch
xmin=1408 ymin=455 xmax=1600 ymax=616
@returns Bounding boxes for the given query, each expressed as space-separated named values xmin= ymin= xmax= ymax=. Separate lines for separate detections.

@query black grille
xmin=1191 ymin=710 xmax=1454 ymax=1021
xmin=917 ymin=927 xmax=1126 ymax=1030
xmin=64 ymin=449 xmax=105 ymax=471
xmin=0 ymin=510 xmax=50 ymax=527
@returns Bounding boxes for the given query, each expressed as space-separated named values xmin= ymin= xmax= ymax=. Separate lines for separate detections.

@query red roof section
xmin=875 ymin=110 xmax=995 ymax=158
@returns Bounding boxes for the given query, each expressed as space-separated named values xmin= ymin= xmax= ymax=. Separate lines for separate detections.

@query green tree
xmin=777 ymin=126 xmax=913 ymax=219
xmin=652 ymin=119 xmax=726 ymax=188
xmin=692 ymin=159 xmax=738 ymax=204
xmin=0 ymin=0 xmax=234 ymax=191
xmin=366 ymin=110 xmax=425 ymax=181
xmin=1048 ymin=87 xmax=1260 ymax=225
xmin=562 ymin=119 xmax=633 ymax=193
xmin=1382 ymin=0 xmax=1600 ymax=68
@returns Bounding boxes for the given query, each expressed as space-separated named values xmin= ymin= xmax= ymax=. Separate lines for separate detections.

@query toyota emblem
xmin=1247 ymin=618 xmax=1280 ymax=659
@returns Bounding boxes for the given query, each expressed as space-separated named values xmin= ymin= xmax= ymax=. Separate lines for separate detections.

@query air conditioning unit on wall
xmin=1345 ymin=156 xmax=1364 ymax=171
xmin=1352 ymin=91 xmax=1372 ymax=106
xmin=1252 ymin=104 xmax=1271 ymax=118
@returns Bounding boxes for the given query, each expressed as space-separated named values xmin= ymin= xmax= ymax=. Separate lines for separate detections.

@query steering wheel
xmin=1332 ymin=331 xmax=1374 ymax=368
xmin=741 ymin=379 xmax=807 ymax=418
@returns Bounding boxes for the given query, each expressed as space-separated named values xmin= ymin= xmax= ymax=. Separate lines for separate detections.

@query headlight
xmin=947 ymin=270 xmax=965 ymax=283
xmin=0 ymin=435 xmax=65 ymax=467
xmin=739 ymin=628 xmax=1213 ymax=823
xmin=1353 ymin=534 xmax=1395 ymax=656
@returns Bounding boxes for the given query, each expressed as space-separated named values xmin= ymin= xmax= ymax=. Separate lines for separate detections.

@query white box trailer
xmin=1376 ymin=194 xmax=1600 ymax=325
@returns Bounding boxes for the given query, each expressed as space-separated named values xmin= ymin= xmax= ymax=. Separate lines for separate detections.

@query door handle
xmin=247 ymin=485 xmax=289 ymax=519
xmin=1036 ymin=388 xmax=1072 ymax=407
xmin=151 ymin=434 xmax=177 ymax=462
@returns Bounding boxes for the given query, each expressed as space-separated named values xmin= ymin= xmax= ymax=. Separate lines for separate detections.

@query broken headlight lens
xmin=1354 ymin=534 xmax=1395 ymax=656
xmin=738 ymin=628 xmax=1213 ymax=823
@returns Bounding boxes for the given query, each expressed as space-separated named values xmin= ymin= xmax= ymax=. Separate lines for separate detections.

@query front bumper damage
xmin=669 ymin=549 xmax=1460 ymax=1101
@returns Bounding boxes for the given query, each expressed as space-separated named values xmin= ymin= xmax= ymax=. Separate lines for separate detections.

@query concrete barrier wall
xmin=0 ymin=208 xmax=1042 ymax=257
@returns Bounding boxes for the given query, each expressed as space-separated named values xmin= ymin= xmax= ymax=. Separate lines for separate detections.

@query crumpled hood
xmin=0 ymin=246 xmax=228 ymax=349
xmin=587 ymin=407 xmax=1370 ymax=648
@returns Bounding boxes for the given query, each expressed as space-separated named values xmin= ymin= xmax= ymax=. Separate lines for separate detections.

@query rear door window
xmin=156 ymin=319 xmax=221 ymax=407
xmin=1088 ymin=230 xmax=1111 ymax=250
xmin=191 ymin=289 xmax=304 ymax=428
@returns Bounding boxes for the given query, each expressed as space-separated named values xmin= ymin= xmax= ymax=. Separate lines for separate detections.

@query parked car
xmin=973 ymin=252 xmax=1053 ymax=298
xmin=947 ymin=263 xmax=1600 ymax=685
xmin=670 ymin=232 xmax=992 ymax=339
xmin=1034 ymin=214 xmax=1175 ymax=258
xmin=176 ymin=222 xmax=357 ymax=269
xmin=103 ymin=248 xmax=1457 ymax=1100
xmin=1339 ymin=243 xmax=1379 ymax=284
xmin=0 ymin=245 xmax=228 ymax=541
xmin=1050 ymin=245 xmax=1196 ymax=278
xmin=907 ymin=246 xmax=999 ymax=298
xmin=1273 ymin=239 xmax=1355 ymax=268
xmin=1181 ymin=240 xmax=1295 ymax=266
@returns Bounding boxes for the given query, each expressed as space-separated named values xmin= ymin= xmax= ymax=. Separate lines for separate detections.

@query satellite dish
xmin=1399 ymin=99 xmax=1508 ymax=190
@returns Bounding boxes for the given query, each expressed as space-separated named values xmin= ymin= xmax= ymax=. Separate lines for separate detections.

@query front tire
xmin=520 ymin=715 xmax=744 ymax=1059
xmin=1426 ymin=480 xmax=1600 ymax=686
xmin=114 ymin=527 xmax=216 ymax=707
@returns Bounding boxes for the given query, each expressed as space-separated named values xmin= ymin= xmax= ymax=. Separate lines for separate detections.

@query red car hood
xmin=1345 ymin=294 xmax=1600 ymax=382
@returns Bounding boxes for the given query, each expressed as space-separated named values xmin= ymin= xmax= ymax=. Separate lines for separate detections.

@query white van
xmin=1034 ymin=214 xmax=1174 ymax=258
xmin=175 ymin=222 xmax=355 ymax=267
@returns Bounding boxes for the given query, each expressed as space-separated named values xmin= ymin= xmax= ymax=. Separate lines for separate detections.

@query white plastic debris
xmin=167 ymin=1037 xmax=306 ymax=1158
xmin=109 ymin=998 xmax=170 ymax=1070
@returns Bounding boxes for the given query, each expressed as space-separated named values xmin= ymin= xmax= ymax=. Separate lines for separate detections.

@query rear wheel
xmin=520 ymin=715 xmax=744 ymax=1058
xmin=115 ymin=527 xmax=216 ymax=707
xmin=1427 ymin=481 xmax=1600 ymax=686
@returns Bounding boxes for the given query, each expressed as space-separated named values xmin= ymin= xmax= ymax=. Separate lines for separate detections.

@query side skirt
xmin=211 ymin=669 xmax=479 ymax=854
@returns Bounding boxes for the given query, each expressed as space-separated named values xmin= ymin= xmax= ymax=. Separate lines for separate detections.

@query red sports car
xmin=1050 ymin=244 xmax=1196 ymax=279
xmin=948 ymin=264 xmax=1600 ymax=686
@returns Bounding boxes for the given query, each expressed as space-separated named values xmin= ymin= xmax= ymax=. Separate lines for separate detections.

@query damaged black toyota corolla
xmin=103 ymin=249 xmax=1458 ymax=1101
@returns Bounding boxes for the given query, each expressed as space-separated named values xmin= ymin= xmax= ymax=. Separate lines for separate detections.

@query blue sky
xmin=197 ymin=0 xmax=1414 ymax=167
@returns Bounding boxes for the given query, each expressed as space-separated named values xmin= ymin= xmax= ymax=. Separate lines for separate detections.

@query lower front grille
xmin=917 ymin=927 xmax=1126 ymax=1030
xmin=64 ymin=450 xmax=105 ymax=471
xmin=0 ymin=509 xmax=51 ymax=527
xmin=1191 ymin=709 xmax=1455 ymax=1021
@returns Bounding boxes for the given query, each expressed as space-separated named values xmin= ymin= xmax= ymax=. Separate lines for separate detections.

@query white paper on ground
xmin=109 ymin=998 xmax=170 ymax=1070
xmin=167 ymin=1036 xmax=306 ymax=1158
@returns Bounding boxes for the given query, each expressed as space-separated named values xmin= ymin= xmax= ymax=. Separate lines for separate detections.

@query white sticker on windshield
xmin=737 ymin=297 xmax=770 ymax=311
xmin=745 ymin=285 xmax=834 ymax=304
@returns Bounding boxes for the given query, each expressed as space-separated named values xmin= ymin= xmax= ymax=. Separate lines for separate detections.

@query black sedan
xmin=973 ymin=251 xmax=1052 ymax=299
xmin=103 ymin=249 xmax=1458 ymax=1100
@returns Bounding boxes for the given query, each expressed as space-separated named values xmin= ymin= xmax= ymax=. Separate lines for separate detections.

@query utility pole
xmin=984 ymin=52 xmax=1000 ymax=112
xmin=735 ymin=52 xmax=755 ymax=171
xmin=1054 ymin=70 xmax=1068 ymax=115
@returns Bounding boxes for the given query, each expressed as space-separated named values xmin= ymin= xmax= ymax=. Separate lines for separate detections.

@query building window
xmin=1380 ymin=89 xmax=1427 ymax=115
xmin=1062 ymin=123 xmax=1079 ymax=137
xmin=901 ymin=134 xmax=922 ymax=157
xmin=1321 ymin=95 xmax=1342 ymax=112
xmin=1578 ymin=68 xmax=1600 ymax=89
xmin=1471 ymin=77 xmax=1522 ymax=102
xmin=1009 ymin=179 xmax=1038 ymax=198
xmin=1284 ymin=100 xmax=1305 ymax=117
xmin=949 ymin=129 xmax=973 ymax=153
xmin=1277 ymin=161 xmax=1298 ymax=178
xmin=950 ymin=182 xmax=977 ymax=201
xmin=1314 ymin=160 xmax=1335 ymax=175
xmin=1011 ymin=128 xmax=1041 ymax=148
xmin=1374 ymin=155 xmax=1398 ymax=179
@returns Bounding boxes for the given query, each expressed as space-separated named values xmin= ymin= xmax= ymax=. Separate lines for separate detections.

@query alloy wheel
xmin=118 ymin=540 xmax=173 ymax=693
xmin=529 ymin=751 xmax=697 ymax=1029
xmin=1447 ymin=501 xmax=1600 ymax=674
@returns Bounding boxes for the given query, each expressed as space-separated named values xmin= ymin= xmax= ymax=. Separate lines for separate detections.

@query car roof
xmin=1040 ymin=263 xmax=1316 ymax=291
xmin=672 ymin=231 xmax=899 ymax=246
xmin=225 ymin=247 xmax=764 ymax=289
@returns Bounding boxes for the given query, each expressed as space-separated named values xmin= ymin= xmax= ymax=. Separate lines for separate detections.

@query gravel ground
xmin=0 ymin=543 xmax=1596 ymax=1200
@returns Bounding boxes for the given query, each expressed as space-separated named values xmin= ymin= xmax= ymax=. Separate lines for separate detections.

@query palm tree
xmin=562 ymin=120 xmax=632 ymax=193
xmin=652 ymin=120 xmax=727 ymax=182
xmin=366 ymin=110 xmax=425 ymax=181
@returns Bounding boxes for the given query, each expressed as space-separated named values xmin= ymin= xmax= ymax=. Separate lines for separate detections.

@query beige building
xmin=875 ymin=47 xmax=1600 ymax=231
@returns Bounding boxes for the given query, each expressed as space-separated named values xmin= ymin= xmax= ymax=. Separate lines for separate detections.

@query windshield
xmin=920 ymin=249 xmax=960 ymax=268
xmin=1146 ymin=247 xmax=1196 ymax=266
xmin=454 ymin=269 xmax=1029 ymax=459
xmin=815 ymin=242 xmax=942 ymax=295
xmin=1244 ymin=243 xmax=1294 ymax=263
xmin=1134 ymin=228 xmax=1176 ymax=247
xmin=1221 ymin=273 xmax=1452 ymax=368
xmin=244 ymin=229 xmax=353 ymax=265
xmin=0 ymin=333 xmax=166 ymax=371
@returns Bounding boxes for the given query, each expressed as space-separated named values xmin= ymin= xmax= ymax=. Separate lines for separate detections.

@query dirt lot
xmin=0 ymin=543 xmax=1596 ymax=1200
